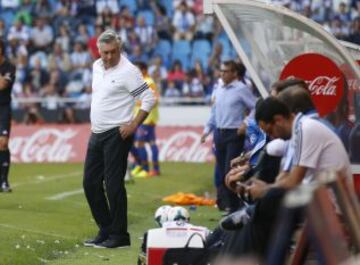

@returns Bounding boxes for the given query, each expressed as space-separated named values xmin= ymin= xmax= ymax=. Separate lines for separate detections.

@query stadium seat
xmin=158 ymin=0 xmax=174 ymax=17
xmin=0 ymin=10 xmax=15 ymax=28
xmin=154 ymin=39 xmax=172 ymax=67
xmin=138 ymin=10 xmax=155 ymax=26
xmin=192 ymin=40 xmax=211 ymax=55
xmin=119 ymin=0 xmax=138 ymax=14
xmin=172 ymin=40 xmax=191 ymax=70
xmin=191 ymin=40 xmax=211 ymax=69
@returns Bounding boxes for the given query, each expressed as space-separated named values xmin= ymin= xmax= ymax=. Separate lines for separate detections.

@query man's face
xmin=258 ymin=115 xmax=291 ymax=140
xmin=220 ymin=65 xmax=237 ymax=85
xmin=99 ymin=41 xmax=121 ymax=69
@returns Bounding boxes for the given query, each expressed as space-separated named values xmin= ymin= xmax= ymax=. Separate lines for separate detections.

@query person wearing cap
xmin=82 ymin=29 xmax=155 ymax=249
xmin=0 ymin=39 xmax=16 ymax=192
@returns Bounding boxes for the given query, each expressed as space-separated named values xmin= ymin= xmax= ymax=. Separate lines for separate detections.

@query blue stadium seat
xmin=190 ymin=52 xmax=209 ymax=71
xmin=192 ymin=40 xmax=211 ymax=55
xmin=190 ymin=40 xmax=212 ymax=70
xmin=159 ymin=0 xmax=173 ymax=17
xmin=172 ymin=40 xmax=191 ymax=70
xmin=119 ymin=0 xmax=138 ymax=14
xmin=0 ymin=10 xmax=15 ymax=28
xmin=138 ymin=10 xmax=155 ymax=26
xmin=154 ymin=39 xmax=172 ymax=66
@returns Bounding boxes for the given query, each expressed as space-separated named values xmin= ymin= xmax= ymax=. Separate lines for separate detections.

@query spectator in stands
xmin=74 ymin=24 xmax=90 ymax=46
xmin=125 ymin=29 xmax=141 ymax=55
xmin=70 ymin=41 xmax=92 ymax=78
xmin=334 ymin=1 xmax=352 ymax=26
xmin=96 ymin=0 xmax=120 ymax=15
xmin=96 ymin=5 xmax=114 ymax=28
xmin=41 ymin=77 xmax=61 ymax=111
xmin=88 ymin=25 xmax=103 ymax=60
xmin=351 ymin=0 xmax=360 ymax=15
xmin=182 ymin=70 xmax=204 ymax=97
xmin=47 ymin=43 xmax=71 ymax=73
xmin=75 ymin=0 xmax=96 ymax=26
xmin=135 ymin=16 xmax=157 ymax=54
xmin=76 ymin=85 xmax=92 ymax=110
xmin=112 ymin=16 xmax=129 ymax=44
xmin=148 ymin=55 xmax=167 ymax=94
xmin=119 ymin=5 xmax=135 ymax=28
xmin=32 ymin=0 xmax=53 ymax=20
xmin=8 ymin=19 xmax=30 ymax=46
xmin=172 ymin=1 xmax=196 ymax=41
xmin=55 ymin=24 xmax=71 ymax=53
xmin=153 ymin=4 xmax=172 ymax=41
xmin=41 ymin=68 xmax=66 ymax=98
xmin=53 ymin=0 xmax=76 ymax=34
xmin=167 ymin=60 xmax=186 ymax=89
xmin=25 ymin=57 xmax=49 ymax=95
xmin=327 ymin=16 xmax=349 ymax=39
xmin=14 ymin=0 xmax=33 ymax=26
xmin=1 ymin=0 xmax=20 ymax=11
xmin=347 ymin=16 xmax=360 ymax=44
xmin=173 ymin=0 xmax=194 ymax=10
xmin=83 ymin=29 xmax=155 ymax=248
xmin=194 ymin=14 xmax=214 ymax=41
xmin=6 ymin=35 xmax=28 ymax=65
xmin=129 ymin=44 xmax=148 ymax=63
xmin=164 ymin=80 xmax=181 ymax=98
xmin=30 ymin=17 xmax=54 ymax=53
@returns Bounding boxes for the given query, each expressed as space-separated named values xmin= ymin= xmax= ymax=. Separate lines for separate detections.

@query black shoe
xmin=219 ymin=207 xmax=250 ymax=231
xmin=94 ymin=237 xmax=130 ymax=249
xmin=1 ymin=183 xmax=12 ymax=193
xmin=83 ymin=232 xmax=108 ymax=247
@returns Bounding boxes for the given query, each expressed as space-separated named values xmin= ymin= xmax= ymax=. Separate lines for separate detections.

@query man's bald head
xmin=277 ymin=85 xmax=315 ymax=114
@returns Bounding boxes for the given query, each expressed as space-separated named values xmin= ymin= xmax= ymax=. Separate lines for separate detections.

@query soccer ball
xmin=154 ymin=205 xmax=172 ymax=227
xmin=167 ymin=206 xmax=190 ymax=223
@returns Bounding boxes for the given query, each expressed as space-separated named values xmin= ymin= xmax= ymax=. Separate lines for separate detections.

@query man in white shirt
xmin=83 ymin=30 xmax=155 ymax=249
xmin=249 ymin=97 xmax=351 ymax=197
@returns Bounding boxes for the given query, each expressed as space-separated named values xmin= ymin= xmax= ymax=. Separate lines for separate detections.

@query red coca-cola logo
xmin=280 ymin=53 xmax=344 ymax=116
xmin=10 ymin=128 xmax=78 ymax=162
xmin=9 ymin=125 xmax=214 ymax=163
xmin=158 ymin=131 xmax=213 ymax=162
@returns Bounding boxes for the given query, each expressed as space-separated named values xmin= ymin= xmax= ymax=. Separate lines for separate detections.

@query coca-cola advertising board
xmin=280 ymin=53 xmax=344 ymax=116
xmin=9 ymin=125 xmax=213 ymax=163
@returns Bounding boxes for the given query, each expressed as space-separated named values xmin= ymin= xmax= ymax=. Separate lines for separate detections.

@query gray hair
xmin=96 ymin=29 xmax=122 ymax=49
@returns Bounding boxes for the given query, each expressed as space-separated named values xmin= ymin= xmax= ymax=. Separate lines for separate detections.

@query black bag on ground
xmin=162 ymin=233 xmax=212 ymax=265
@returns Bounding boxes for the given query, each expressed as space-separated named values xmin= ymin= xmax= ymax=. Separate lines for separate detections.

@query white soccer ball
xmin=167 ymin=206 xmax=190 ymax=223
xmin=154 ymin=205 xmax=172 ymax=227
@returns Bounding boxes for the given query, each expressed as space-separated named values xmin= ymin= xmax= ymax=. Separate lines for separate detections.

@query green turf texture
xmin=0 ymin=162 xmax=220 ymax=265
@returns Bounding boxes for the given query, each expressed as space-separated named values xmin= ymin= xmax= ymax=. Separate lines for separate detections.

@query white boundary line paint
xmin=12 ymin=171 xmax=82 ymax=188
xmin=46 ymin=189 xmax=83 ymax=200
xmin=0 ymin=223 xmax=76 ymax=239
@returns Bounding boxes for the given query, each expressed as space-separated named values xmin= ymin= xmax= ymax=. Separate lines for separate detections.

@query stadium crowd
xmin=0 ymin=0 xmax=359 ymax=123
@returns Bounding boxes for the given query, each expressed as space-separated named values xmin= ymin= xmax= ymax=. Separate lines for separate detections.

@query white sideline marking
xmin=47 ymin=189 xmax=83 ymax=200
xmin=12 ymin=171 xmax=82 ymax=188
xmin=0 ymin=223 xmax=75 ymax=239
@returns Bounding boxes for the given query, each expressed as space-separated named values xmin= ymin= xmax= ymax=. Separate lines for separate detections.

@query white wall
xmin=158 ymin=106 xmax=211 ymax=126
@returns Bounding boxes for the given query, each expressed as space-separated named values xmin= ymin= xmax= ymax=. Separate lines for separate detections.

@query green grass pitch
xmin=0 ymin=162 xmax=220 ymax=265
